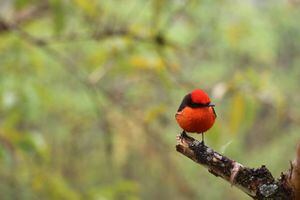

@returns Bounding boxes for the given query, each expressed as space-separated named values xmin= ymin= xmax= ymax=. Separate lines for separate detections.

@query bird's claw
xmin=180 ymin=131 xmax=187 ymax=138
xmin=177 ymin=131 xmax=189 ymax=145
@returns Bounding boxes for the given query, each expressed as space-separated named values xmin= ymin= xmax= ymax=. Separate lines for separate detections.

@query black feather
xmin=177 ymin=94 xmax=191 ymax=112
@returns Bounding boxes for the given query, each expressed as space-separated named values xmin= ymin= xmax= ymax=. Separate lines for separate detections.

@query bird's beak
xmin=208 ymin=103 xmax=215 ymax=107
xmin=175 ymin=111 xmax=182 ymax=116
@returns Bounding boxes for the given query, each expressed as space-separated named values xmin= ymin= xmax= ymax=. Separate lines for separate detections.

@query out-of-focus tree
xmin=0 ymin=0 xmax=300 ymax=199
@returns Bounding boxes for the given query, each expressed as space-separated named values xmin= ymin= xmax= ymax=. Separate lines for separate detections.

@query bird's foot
xmin=177 ymin=131 xmax=191 ymax=145
xmin=201 ymin=133 xmax=205 ymax=145
xmin=178 ymin=131 xmax=187 ymax=144
xmin=180 ymin=131 xmax=188 ymax=138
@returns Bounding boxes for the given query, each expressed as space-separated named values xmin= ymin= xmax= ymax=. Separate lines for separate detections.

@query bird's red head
xmin=190 ymin=89 xmax=211 ymax=104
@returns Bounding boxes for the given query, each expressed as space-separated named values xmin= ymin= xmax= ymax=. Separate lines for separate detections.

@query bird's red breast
xmin=175 ymin=89 xmax=216 ymax=134
xmin=176 ymin=106 xmax=216 ymax=133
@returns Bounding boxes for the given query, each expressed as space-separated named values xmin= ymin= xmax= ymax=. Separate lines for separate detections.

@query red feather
xmin=176 ymin=89 xmax=216 ymax=134
xmin=190 ymin=89 xmax=211 ymax=104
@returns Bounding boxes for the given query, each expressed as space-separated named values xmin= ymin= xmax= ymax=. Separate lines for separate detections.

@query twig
xmin=176 ymin=134 xmax=295 ymax=199
xmin=0 ymin=2 xmax=49 ymax=34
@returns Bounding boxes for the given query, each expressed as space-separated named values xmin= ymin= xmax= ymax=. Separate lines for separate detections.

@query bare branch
xmin=0 ymin=2 xmax=49 ymax=34
xmin=176 ymin=134 xmax=294 ymax=199
xmin=290 ymin=143 xmax=300 ymax=199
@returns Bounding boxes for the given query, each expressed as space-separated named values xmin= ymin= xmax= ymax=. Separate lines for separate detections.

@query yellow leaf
xmin=144 ymin=105 xmax=166 ymax=123
xmin=73 ymin=0 xmax=97 ymax=16
xmin=229 ymin=93 xmax=245 ymax=135
xmin=129 ymin=56 xmax=165 ymax=71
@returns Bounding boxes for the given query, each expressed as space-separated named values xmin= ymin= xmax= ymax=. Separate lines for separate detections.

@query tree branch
xmin=289 ymin=143 xmax=300 ymax=199
xmin=176 ymin=134 xmax=295 ymax=199
xmin=0 ymin=2 xmax=49 ymax=34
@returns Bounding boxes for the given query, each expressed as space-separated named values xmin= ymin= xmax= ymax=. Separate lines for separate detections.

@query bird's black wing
xmin=208 ymin=102 xmax=217 ymax=118
xmin=177 ymin=94 xmax=191 ymax=112
xmin=212 ymin=106 xmax=217 ymax=118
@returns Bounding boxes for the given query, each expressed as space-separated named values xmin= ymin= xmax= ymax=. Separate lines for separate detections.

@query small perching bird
xmin=175 ymin=89 xmax=217 ymax=143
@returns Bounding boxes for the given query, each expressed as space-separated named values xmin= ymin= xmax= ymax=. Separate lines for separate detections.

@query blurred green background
xmin=0 ymin=0 xmax=300 ymax=199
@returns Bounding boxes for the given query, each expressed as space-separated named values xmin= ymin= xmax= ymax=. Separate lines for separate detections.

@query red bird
xmin=175 ymin=89 xmax=216 ymax=143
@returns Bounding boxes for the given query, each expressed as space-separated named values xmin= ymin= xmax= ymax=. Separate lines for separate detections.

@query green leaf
xmin=50 ymin=0 xmax=66 ymax=34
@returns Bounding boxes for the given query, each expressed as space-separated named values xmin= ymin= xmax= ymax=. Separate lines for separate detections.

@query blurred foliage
xmin=0 ymin=0 xmax=300 ymax=199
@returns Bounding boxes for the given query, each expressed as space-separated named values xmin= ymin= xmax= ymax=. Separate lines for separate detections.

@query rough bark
xmin=176 ymin=133 xmax=298 ymax=199
xmin=289 ymin=143 xmax=300 ymax=199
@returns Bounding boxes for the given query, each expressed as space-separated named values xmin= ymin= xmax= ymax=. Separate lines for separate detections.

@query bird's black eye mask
xmin=177 ymin=94 xmax=214 ymax=112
